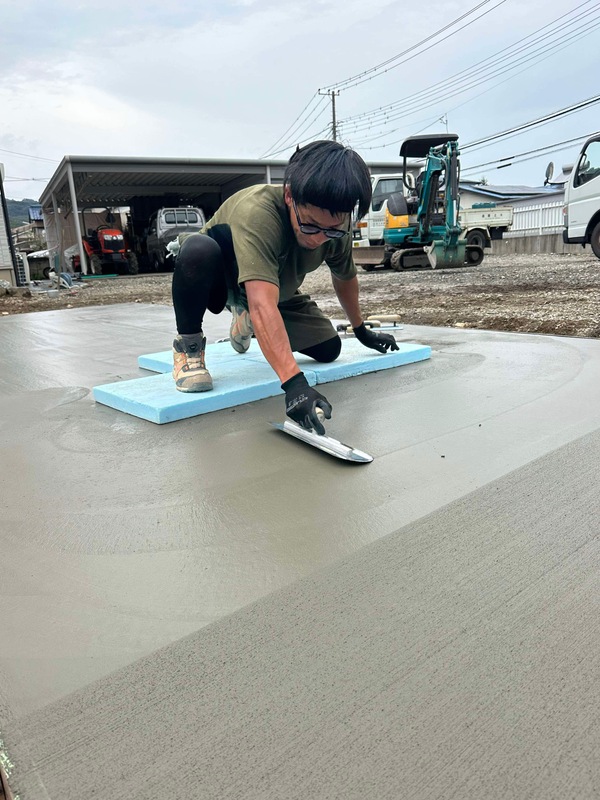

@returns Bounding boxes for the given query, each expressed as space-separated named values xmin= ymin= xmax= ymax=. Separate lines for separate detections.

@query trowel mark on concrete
xmin=0 ymin=387 xmax=90 ymax=435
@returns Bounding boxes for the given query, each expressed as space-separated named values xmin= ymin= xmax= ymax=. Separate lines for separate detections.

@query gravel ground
xmin=2 ymin=252 xmax=599 ymax=338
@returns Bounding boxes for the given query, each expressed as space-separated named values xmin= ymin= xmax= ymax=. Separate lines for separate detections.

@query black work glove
xmin=282 ymin=372 xmax=332 ymax=435
xmin=353 ymin=322 xmax=400 ymax=354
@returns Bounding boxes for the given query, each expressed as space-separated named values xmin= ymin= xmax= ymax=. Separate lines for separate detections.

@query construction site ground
xmin=2 ymin=251 xmax=599 ymax=339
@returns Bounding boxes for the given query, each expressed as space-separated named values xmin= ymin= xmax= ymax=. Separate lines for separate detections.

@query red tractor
xmin=75 ymin=209 xmax=139 ymax=275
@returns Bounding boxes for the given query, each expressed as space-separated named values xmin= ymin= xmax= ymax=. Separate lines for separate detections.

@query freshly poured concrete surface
xmin=1 ymin=303 xmax=600 ymax=797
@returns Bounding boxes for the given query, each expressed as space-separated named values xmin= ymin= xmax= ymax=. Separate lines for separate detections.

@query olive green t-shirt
xmin=201 ymin=184 xmax=356 ymax=304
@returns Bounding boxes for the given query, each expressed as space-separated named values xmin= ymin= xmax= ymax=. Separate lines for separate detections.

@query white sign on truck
xmin=562 ymin=133 xmax=600 ymax=258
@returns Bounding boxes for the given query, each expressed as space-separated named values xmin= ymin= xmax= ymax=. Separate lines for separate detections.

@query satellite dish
xmin=544 ymin=161 xmax=554 ymax=185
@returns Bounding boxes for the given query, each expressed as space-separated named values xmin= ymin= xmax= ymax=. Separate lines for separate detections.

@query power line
xmin=340 ymin=2 xmax=600 ymax=136
xmin=347 ymin=27 xmax=600 ymax=153
xmin=342 ymin=0 xmax=598 ymax=127
xmin=0 ymin=147 xmax=59 ymax=163
xmin=261 ymin=0 xmax=510 ymax=158
xmin=343 ymin=0 xmax=598 ymax=128
xmin=323 ymin=0 xmax=508 ymax=91
xmin=262 ymin=98 xmax=331 ymax=159
xmin=260 ymin=93 xmax=320 ymax=158
xmin=460 ymin=132 xmax=597 ymax=174
xmin=462 ymin=95 xmax=600 ymax=150
xmin=348 ymin=16 xmax=600 ymax=151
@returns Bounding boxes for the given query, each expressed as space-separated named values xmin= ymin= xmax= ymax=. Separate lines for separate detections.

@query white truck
xmin=458 ymin=203 xmax=514 ymax=249
xmin=562 ymin=133 xmax=600 ymax=258
xmin=353 ymin=173 xmax=513 ymax=250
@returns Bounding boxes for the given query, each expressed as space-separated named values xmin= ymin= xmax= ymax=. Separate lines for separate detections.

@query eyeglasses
xmin=292 ymin=199 xmax=349 ymax=239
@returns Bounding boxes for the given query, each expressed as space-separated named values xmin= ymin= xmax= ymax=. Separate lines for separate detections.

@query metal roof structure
xmin=28 ymin=204 xmax=43 ymax=222
xmin=460 ymin=183 xmax=558 ymax=200
xmin=39 ymin=156 xmax=291 ymax=211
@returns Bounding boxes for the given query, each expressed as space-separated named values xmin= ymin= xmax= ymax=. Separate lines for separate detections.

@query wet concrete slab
xmin=1 ymin=304 xmax=600 ymax=797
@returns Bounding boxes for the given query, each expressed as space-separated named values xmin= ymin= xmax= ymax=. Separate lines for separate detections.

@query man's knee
xmin=177 ymin=234 xmax=223 ymax=274
xmin=299 ymin=335 xmax=342 ymax=363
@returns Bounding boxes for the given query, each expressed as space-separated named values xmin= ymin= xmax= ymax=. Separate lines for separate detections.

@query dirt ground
xmin=2 ymin=252 xmax=600 ymax=338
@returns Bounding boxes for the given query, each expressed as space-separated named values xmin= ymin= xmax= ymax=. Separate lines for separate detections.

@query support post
xmin=67 ymin=162 xmax=88 ymax=274
xmin=51 ymin=192 xmax=65 ymax=276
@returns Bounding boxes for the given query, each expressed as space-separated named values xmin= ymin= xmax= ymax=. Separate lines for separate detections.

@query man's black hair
xmin=284 ymin=140 xmax=372 ymax=219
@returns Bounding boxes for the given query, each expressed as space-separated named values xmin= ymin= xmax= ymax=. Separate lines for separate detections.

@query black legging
xmin=172 ymin=233 xmax=341 ymax=363
xmin=172 ymin=234 xmax=228 ymax=334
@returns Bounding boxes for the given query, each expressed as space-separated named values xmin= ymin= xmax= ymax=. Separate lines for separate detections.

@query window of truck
xmin=574 ymin=140 xmax=600 ymax=187
xmin=372 ymin=178 xmax=404 ymax=211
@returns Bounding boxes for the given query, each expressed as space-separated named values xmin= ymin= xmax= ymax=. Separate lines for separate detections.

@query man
xmin=171 ymin=140 xmax=398 ymax=435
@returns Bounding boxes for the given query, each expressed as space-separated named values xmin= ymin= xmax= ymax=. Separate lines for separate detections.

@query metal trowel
xmin=270 ymin=409 xmax=373 ymax=463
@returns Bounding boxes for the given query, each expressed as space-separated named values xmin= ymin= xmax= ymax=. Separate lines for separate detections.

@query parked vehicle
xmin=381 ymin=134 xmax=485 ymax=270
xmin=458 ymin=203 xmax=513 ymax=249
xmin=75 ymin=208 xmax=138 ymax=275
xmin=353 ymin=174 xmax=407 ymax=247
xmin=146 ymin=206 xmax=206 ymax=270
xmin=562 ymin=133 xmax=600 ymax=258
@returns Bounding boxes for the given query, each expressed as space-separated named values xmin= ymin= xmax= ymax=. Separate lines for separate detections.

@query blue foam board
xmin=297 ymin=340 xmax=431 ymax=384
xmin=96 ymin=338 xmax=431 ymax=424
xmin=94 ymin=357 xmax=316 ymax=425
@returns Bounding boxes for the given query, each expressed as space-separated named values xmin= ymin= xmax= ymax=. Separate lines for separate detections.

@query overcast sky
xmin=1 ymin=0 xmax=599 ymax=200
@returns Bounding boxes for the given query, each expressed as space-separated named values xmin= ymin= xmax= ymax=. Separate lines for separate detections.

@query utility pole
xmin=319 ymin=89 xmax=340 ymax=141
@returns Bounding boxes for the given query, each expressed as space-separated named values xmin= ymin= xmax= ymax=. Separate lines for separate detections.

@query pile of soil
xmin=1 ymin=252 xmax=599 ymax=338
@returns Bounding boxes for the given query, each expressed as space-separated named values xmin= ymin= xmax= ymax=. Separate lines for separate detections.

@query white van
xmin=563 ymin=133 xmax=600 ymax=258
xmin=146 ymin=206 xmax=206 ymax=269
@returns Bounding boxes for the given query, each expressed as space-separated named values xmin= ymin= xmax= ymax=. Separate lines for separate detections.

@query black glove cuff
xmin=281 ymin=371 xmax=309 ymax=393
xmin=353 ymin=322 xmax=368 ymax=341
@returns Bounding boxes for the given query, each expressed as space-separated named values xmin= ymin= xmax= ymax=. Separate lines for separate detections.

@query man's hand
xmin=353 ymin=322 xmax=399 ymax=353
xmin=282 ymin=372 xmax=332 ymax=435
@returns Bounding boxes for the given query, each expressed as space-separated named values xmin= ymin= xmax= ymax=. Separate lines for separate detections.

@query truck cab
xmin=354 ymin=174 xmax=405 ymax=247
xmin=146 ymin=206 xmax=206 ymax=270
xmin=563 ymin=134 xmax=600 ymax=258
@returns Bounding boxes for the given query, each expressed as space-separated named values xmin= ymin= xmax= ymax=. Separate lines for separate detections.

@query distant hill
xmin=5 ymin=197 xmax=37 ymax=229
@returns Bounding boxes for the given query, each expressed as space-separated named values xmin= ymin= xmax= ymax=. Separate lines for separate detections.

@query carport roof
xmin=38 ymin=155 xmax=288 ymax=209
xmin=38 ymin=155 xmax=409 ymax=210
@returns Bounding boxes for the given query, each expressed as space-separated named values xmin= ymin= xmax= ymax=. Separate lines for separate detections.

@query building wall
xmin=490 ymin=234 xmax=583 ymax=255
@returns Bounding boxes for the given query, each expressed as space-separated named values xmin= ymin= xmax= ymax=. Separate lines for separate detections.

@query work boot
xmin=229 ymin=306 xmax=254 ymax=353
xmin=172 ymin=334 xmax=213 ymax=392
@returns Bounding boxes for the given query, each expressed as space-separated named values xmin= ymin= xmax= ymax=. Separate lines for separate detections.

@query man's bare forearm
xmin=245 ymin=280 xmax=300 ymax=384
xmin=332 ymin=274 xmax=363 ymax=328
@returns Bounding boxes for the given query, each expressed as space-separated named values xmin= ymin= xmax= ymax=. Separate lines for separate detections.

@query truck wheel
xmin=466 ymin=229 xmax=486 ymax=249
xmin=465 ymin=245 xmax=484 ymax=266
xmin=126 ymin=253 xmax=139 ymax=275
xmin=590 ymin=220 xmax=600 ymax=259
